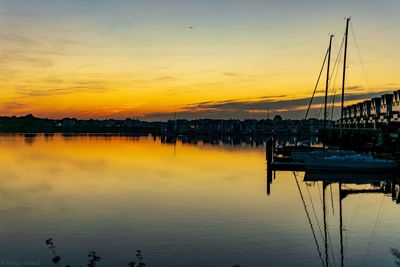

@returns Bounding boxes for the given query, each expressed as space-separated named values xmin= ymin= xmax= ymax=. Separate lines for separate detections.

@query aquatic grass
xmin=45 ymin=238 xmax=241 ymax=266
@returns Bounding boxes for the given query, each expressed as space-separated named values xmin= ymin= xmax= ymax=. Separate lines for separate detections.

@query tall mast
xmin=340 ymin=18 xmax=351 ymax=127
xmin=323 ymin=35 xmax=334 ymax=148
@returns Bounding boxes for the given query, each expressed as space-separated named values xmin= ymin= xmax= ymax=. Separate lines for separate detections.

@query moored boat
xmin=304 ymin=152 xmax=398 ymax=171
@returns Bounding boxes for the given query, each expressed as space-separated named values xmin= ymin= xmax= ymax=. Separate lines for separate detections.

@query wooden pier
xmin=270 ymin=161 xmax=305 ymax=171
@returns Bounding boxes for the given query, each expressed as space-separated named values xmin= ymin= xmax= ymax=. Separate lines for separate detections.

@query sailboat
xmin=288 ymin=32 xmax=347 ymax=163
xmin=279 ymin=34 xmax=335 ymax=163
xmin=304 ymin=18 xmax=398 ymax=171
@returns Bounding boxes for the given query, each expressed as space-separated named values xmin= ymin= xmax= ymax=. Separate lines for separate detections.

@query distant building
xmin=340 ymin=90 xmax=400 ymax=129
xmin=60 ymin=118 xmax=77 ymax=127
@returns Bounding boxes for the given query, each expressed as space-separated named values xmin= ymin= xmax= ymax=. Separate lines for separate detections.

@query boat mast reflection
xmin=267 ymin=167 xmax=400 ymax=267
xmin=307 ymin=171 xmax=399 ymax=267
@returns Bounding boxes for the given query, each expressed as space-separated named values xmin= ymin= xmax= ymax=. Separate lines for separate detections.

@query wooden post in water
xmin=384 ymin=182 xmax=391 ymax=194
xmin=396 ymin=183 xmax=400 ymax=204
xmin=266 ymin=139 xmax=272 ymax=162
xmin=391 ymin=181 xmax=396 ymax=201
xmin=266 ymin=166 xmax=272 ymax=195
xmin=266 ymin=138 xmax=273 ymax=195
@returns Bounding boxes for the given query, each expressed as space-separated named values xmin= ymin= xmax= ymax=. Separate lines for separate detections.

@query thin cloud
xmin=184 ymin=90 xmax=395 ymax=112
xmin=223 ymin=72 xmax=241 ymax=77
xmin=2 ymin=101 xmax=25 ymax=110
xmin=155 ymin=76 xmax=176 ymax=81
xmin=347 ymin=85 xmax=364 ymax=92
xmin=0 ymin=33 xmax=38 ymax=45
xmin=0 ymin=53 xmax=53 ymax=68
xmin=18 ymin=85 xmax=112 ymax=97
xmin=143 ymin=89 xmax=396 ymax=121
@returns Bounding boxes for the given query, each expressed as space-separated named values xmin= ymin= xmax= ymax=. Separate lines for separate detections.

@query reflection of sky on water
xmin=0 ymin=134 xmax=398 ymax=266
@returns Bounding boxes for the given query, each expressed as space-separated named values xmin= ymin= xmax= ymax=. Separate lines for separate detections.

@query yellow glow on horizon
xmin=0 ymin=135 xmax=267 ymax=200
xmin=0 ymin=1 xmax=399 ymax=119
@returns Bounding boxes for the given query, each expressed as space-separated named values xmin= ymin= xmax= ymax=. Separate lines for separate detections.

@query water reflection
xmin=23 ymin=133 xmax=38 ymax=145
xmin=268 ymin=166 xmax=400 ymax=267
xmin=0 ymin=134 xmax=398 ymax=267
xmin=159 ymin=134 xmax=319 ymax=148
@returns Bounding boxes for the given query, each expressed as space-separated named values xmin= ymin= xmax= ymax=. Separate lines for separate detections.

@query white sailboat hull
xmin=304 ymin=152 xmax=398 ymax=171
xmin=292 ymin=150 xmax=353 ymax=163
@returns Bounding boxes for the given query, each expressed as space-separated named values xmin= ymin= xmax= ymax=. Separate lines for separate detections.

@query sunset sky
xmin=0 ymin=0 xmax=399 ymax=120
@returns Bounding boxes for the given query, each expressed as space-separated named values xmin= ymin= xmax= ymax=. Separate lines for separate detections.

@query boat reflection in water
xmin=267 ymin=165 xmax=400 ymax=267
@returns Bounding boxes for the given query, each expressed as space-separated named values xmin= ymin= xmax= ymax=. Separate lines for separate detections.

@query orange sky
xmin=0 ymin=0 xmax=399 ymax=120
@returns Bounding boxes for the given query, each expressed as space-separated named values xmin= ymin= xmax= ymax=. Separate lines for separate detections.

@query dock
xmin=270 ymin=161 xmax=305 ymax=171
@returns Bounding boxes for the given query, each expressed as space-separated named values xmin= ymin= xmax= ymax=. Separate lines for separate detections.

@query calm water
xmin=0 ymin=134 xmax=399 ymax=267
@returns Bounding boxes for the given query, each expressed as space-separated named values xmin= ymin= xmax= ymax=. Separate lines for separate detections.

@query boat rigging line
xmin=296 ymin=44 xmax=329 ymax=144
xmin=305 ymin=180 xmax=325 ymax=242
xmin=323 ymin=34 xmax=335 ymax=147
xmin=317 ymin=34 xmax=345 ymax=122
xmin=304 ymin=47 xmax=329 ymax=121
xmin=362 ymin=194 xmax=387 ymax=267
xmin=328 ymin=35 xmax=345 ymax=89
xmin=293 ymin=172 xmax=326 ymax=267
xmin=350 ymin=22 xmax=370 ymax=92
xmin=344 ymin=193 xmax=364 ymax=249
xmin=328 ymin=36 xmax=344 ymax=121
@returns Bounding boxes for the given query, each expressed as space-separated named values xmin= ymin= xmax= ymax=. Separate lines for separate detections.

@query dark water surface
xmin=0 ymin=134 xmax=399 ymax=267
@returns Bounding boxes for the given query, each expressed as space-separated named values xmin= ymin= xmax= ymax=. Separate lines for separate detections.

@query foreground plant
xmin=392 ymin=248 xmax=400 ymax=266
xmin=88 ymin=251 xmax=102 ymax=267
xmin=45 ymin=238 xmax=61 ymax=266
xmin=128 ymin=250 xmax=146 ymax=267
xmin=45 ymin=239 xmax=240 ymax=267
xmin=46 ymin=238 xmax=103 ymax=267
